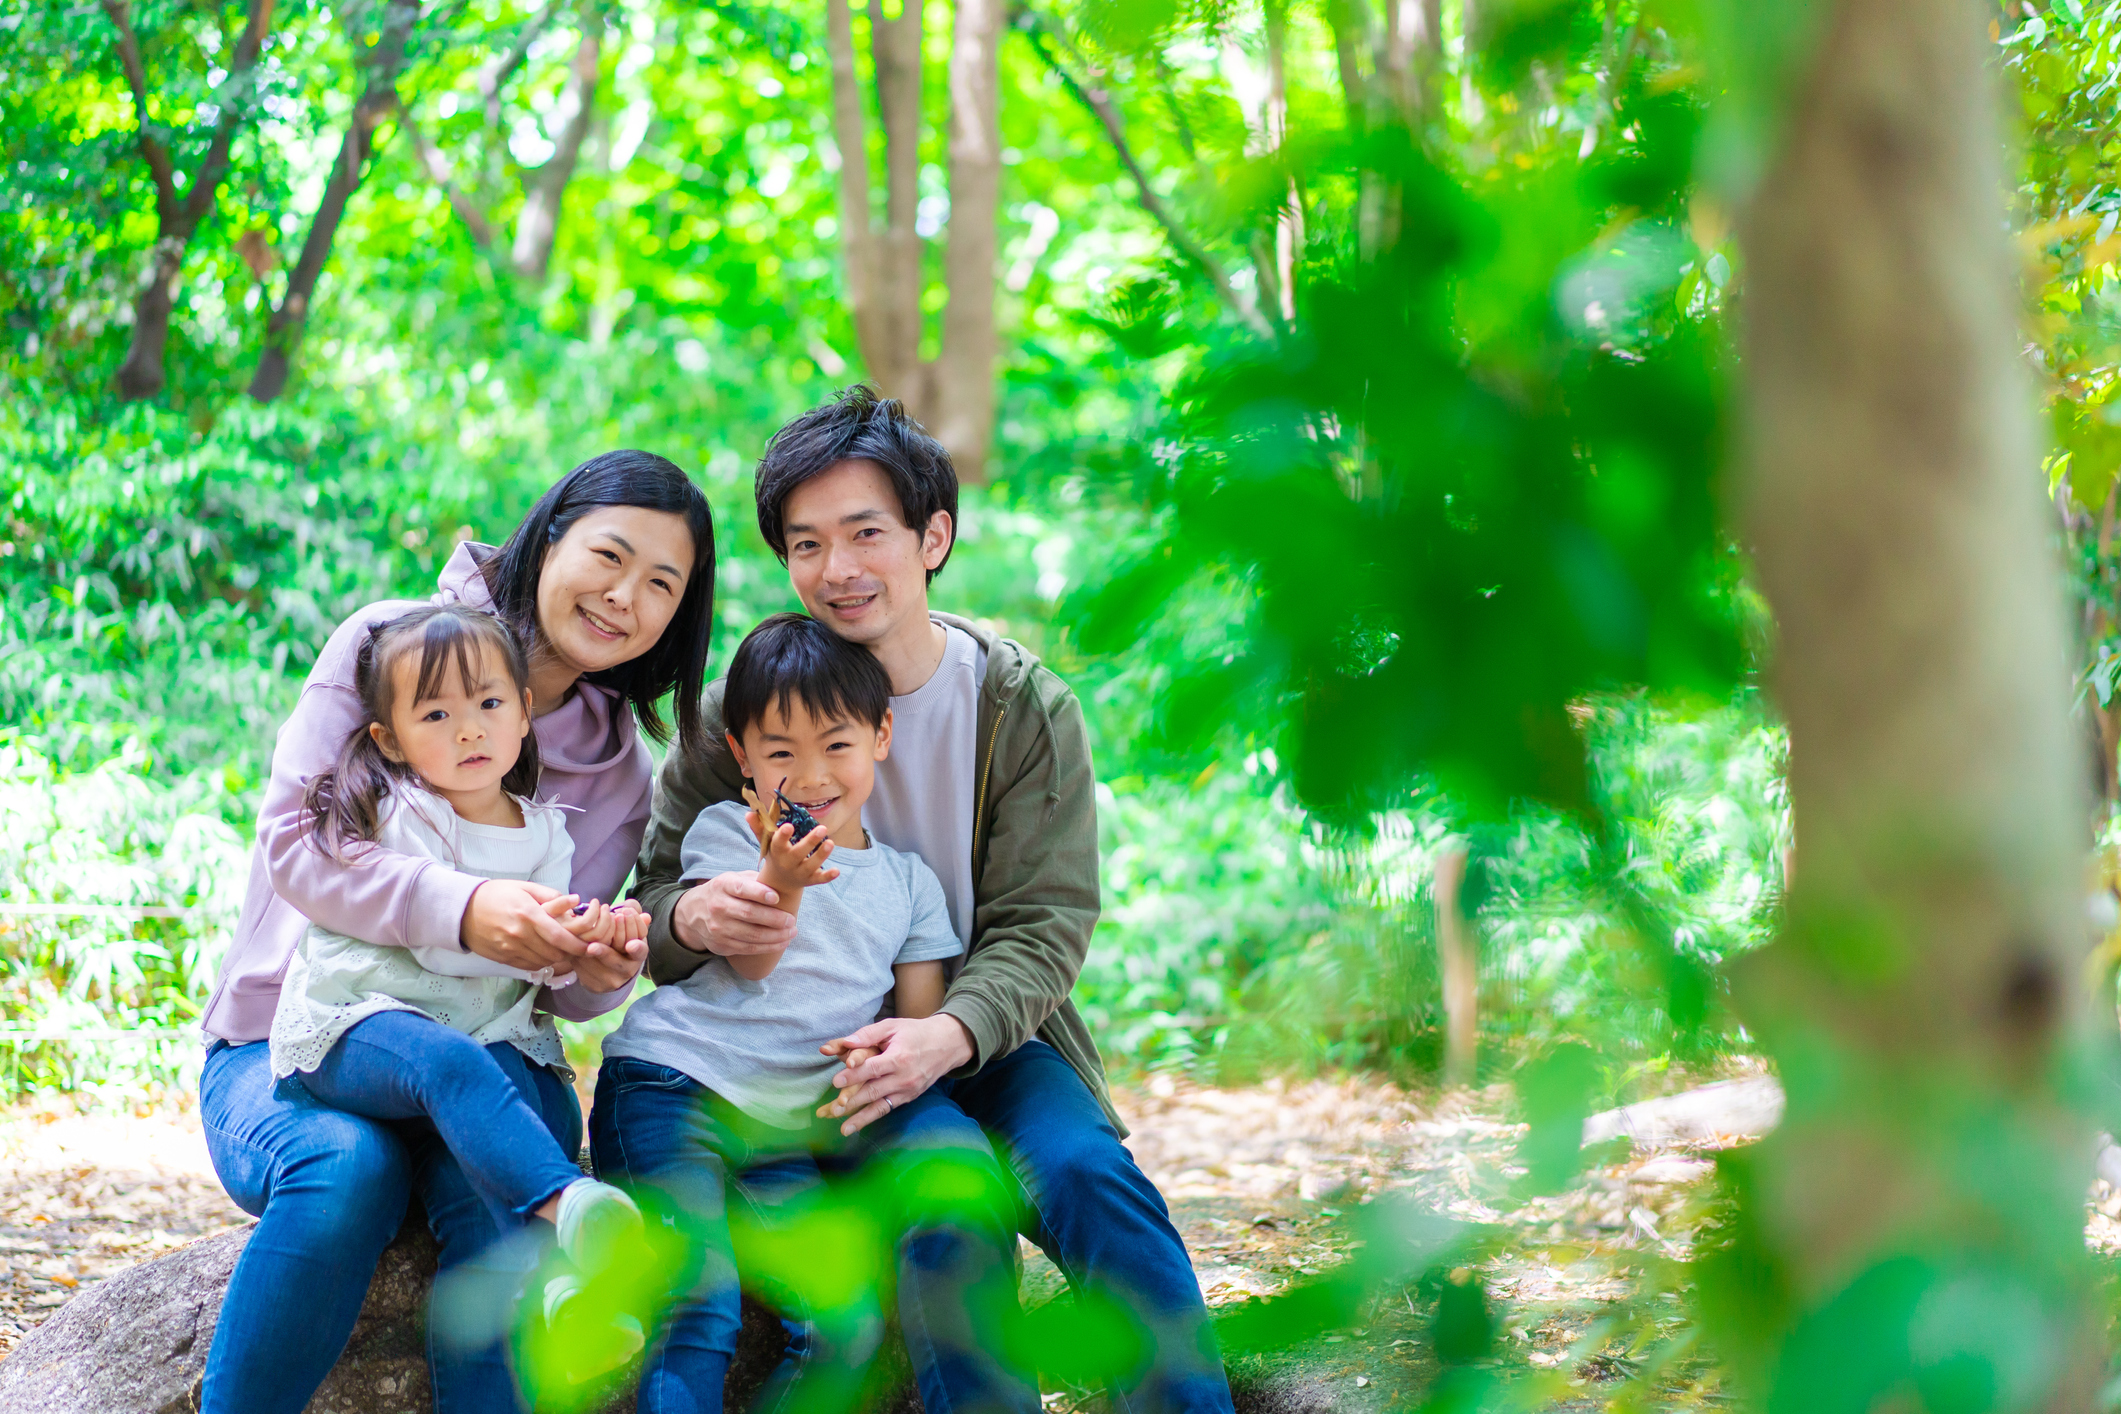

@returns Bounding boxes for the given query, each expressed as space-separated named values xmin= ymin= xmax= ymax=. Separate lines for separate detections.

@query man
xmin=634 ymin=386 xmax=1235 ymax=1413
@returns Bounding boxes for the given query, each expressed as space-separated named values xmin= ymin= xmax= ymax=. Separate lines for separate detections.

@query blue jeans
xmin=589 ymin=1057 xmax=1038 ymax=1414
xmin=943 ymin=1040 xmax=1235 ymax=1414
xmin=199 ymin=1033 xmax=581 ymax=1414
xmin=297 ymin=1012 xmax=586 ymax=1230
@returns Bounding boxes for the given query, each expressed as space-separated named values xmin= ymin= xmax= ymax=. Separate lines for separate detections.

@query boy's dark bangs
xmin=726 ymin=613 xmax=890 ymax=741
xmin=771 ymin=673 xmax=865 ymax=732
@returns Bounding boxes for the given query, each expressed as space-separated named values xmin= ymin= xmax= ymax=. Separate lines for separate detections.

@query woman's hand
xmin=461 ymin=880 xmax=589 ymax=973
xmin=671 ymin=871 xmax=800 ymax=957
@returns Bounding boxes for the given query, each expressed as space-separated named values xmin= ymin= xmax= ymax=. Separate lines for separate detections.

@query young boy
xmin=593 ymin=613 xmax=1035 ymax=1414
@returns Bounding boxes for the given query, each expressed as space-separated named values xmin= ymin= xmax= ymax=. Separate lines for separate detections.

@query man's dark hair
xmin=723 ymin=613 xmax=893 ymax=750
xmin=753 ymin=385 xmax=958 ymax=583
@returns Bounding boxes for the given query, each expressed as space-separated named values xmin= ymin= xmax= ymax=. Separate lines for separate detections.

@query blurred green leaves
xmin=1076 ymin=127 xmax=1744 ymax=823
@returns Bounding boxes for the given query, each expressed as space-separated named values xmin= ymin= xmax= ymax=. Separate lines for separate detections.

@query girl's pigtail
xmin=301 ymin=623 xmax=418 ymax=861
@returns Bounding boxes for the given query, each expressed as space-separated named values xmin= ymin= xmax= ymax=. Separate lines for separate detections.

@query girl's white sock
xmin=553 ymin=1178 xmax=642 ymax=1267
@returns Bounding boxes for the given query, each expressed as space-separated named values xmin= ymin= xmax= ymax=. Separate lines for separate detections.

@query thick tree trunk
xmin=825 ymin=0 xmax=887 ymax=382
xmin=104 ymin=0 xmax=275 ymax=400
xmin=929 ymin=0 xmax=1001 ymax=482
xmin=248 ymin=0 xmax=419 ymax=403
xmin=511 ymin=12 xmax=602 ymax=281
xmin=869 ymin=0 xmax=925 ymax=402
xmin=1379 ymin=0 xmax=1442 ymax=119
xmin=1731 ymin=0 xmax=2098 ymax=1400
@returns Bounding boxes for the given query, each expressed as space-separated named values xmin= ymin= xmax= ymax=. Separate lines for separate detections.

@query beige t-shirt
xmin=862 ymin=620 xmax=985 ymax=954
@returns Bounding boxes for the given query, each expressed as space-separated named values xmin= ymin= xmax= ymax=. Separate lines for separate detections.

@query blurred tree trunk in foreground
xmin=1724 ymin=0 xmax=2099 ymax=1400
xmin=825 ymin=0 xmax=1001 ymax=481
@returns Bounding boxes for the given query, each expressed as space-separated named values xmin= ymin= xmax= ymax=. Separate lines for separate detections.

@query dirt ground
xmin=4 ymin=1071 xmax=2094 ymax=1408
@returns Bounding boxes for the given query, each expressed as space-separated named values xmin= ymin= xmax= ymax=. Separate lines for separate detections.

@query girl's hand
xmin=462 ymin=880 xmax=587 ymax=973
xmin=564 ymin=898 xmax=611 ymax=942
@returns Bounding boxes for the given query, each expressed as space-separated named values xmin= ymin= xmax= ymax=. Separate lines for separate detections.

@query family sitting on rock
xmin=195 ymin=389 xmax=1234 ymax=1414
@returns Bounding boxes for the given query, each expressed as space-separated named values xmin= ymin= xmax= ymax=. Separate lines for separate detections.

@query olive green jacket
xmin=632 ymin=613 xmax=1121 ymax=1134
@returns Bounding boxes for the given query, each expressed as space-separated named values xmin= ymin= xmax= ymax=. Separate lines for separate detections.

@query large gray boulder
xmin=0 ymin=1224 xmax=1335 ymax=1414
xmin=0 ymin=1221 xmax=800 ymax=1414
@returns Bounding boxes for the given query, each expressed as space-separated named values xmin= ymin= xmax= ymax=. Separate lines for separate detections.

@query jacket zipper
xmin=972 ymin=702 xmax=1006 ymax=880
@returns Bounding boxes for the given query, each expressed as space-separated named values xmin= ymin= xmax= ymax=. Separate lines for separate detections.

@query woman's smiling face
xmin=535 ymin=505 xmax=696 ymax=678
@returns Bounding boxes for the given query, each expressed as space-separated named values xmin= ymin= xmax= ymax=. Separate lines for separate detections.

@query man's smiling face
xmin=780 ymin=459 xmax=952 ymax=650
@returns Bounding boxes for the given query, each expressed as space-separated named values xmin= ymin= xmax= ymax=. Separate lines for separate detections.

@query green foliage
xmin=0 ymin=741 xmax=246 ymax=1097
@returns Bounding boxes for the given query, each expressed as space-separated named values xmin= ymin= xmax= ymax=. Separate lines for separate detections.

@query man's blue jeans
xmin=589 ymin=1057 xmax=1038 ymax=1414
xmin=199 ymin=1034 xmax=580 ymax=1414
xmin=942 ymin=1040 xmax=1235 ymax=1414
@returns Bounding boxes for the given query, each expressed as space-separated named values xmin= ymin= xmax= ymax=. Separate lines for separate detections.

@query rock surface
xmin=0 ymin=1221 xmax=1335 ymax=1414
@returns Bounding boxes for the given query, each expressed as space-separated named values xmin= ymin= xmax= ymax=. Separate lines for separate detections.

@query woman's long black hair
xmin=481 ymin=450 xmax=716 ymax=757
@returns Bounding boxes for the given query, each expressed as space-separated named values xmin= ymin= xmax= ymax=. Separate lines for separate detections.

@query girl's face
xmin=372 ymin=641 xmax=531 ymax=800
xmin=535 ymin=505 xmax=696 ymax=679
xmin=728 ymin=699 xmax=893 ymax=849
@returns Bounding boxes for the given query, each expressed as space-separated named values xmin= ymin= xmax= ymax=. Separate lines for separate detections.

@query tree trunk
xmin=928 ymin=0 xmax=1001 ymax=482
xmin=248 ymin=0 xmax=419 ymax=403
xmin=1729 ymin=0 xmax=2098 ymax=1400
xmin=1261 ymin=0 xmax=1300 ymax=327
xmin=104 ymin=0 xmax=275 ymax=400
xmin=825 ymin=0 xmax=887 ymax=382
xmin=1326 ymin=0 xmax=1372 ymax=130
xmin=1433 ymin=843 xmax=1476 ymax=1086
xmin=1379 ymin=0 xmax=1442 ymax=120
xmin=869 ymin=0 xmax=924 ymax=403
xmin=511 ymin=10 xmax=602 ymax=281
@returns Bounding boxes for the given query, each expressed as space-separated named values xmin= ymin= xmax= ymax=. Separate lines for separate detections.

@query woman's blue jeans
xmin=589 ymin=1057 xmax=1039 ymax=1414
xmin=198 ymin=1032 xmax=581 ymax=1414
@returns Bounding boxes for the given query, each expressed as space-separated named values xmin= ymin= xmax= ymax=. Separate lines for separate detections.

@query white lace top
xmin=268 ymin=789 xmax=575 ymax=1079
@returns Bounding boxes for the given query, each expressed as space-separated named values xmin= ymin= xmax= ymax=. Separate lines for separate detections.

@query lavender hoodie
xmin=201 ymin=543 xmax=652 ymax=1043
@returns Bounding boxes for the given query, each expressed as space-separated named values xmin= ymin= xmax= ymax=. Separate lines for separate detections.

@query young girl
xmin=267 ymin=602 xmax=653 ymax=1381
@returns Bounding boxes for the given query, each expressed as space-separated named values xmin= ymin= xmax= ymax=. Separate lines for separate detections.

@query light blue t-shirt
xmin=603 ymin=801 xmax=962 ymax=1127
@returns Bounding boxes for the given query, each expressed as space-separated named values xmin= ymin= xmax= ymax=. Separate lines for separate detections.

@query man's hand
xmin=823 ymin=1014 xmax=975 ymax=1136
xmin=462 ymin=880 xmax=589 ymax=973
xmin=671 ymin=871 xmax=800 ymax=956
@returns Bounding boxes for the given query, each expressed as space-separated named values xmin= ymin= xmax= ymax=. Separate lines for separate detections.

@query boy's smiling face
xmin=728 ymin=697 xmax=893 ymax=849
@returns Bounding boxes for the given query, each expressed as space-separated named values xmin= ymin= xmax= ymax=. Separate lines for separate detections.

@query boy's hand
xmin=760 ymin=822 xmax=838 ymax=891
xmin=740 ymin=784 xmax=840 ymax=895
xmin=815 ymin=1045 xmax=881 ymax=1119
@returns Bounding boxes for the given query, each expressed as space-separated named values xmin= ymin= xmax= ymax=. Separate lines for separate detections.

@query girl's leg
xmin=299 ymin=1011 xmax=585 ymax=1228
xmin=198 ymin=1039 xmax=415 ymax=1414
xmin=589 ymin=1058 xmax=752 ymax=1414
xmin=416 ymin=1045 xmax=583 ymax=1414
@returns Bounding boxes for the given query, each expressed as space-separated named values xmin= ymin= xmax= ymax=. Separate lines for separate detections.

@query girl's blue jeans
xmin=198 ymin=1021 xmax=581 ymax=1414
xmin=588 ymin=1056 xmax=1039 ymax=1414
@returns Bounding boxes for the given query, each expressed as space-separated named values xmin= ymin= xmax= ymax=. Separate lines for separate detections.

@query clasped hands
xmin=462 ymin=879 xmax=649 ymax=991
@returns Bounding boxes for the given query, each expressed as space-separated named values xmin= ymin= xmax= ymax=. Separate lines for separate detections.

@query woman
xmin=196 ymin=449 xmax=715 ymax=1414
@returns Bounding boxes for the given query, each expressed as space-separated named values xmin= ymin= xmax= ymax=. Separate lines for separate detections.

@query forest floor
xmin=3 ymin=1070 xmax=2103 ymax=1409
